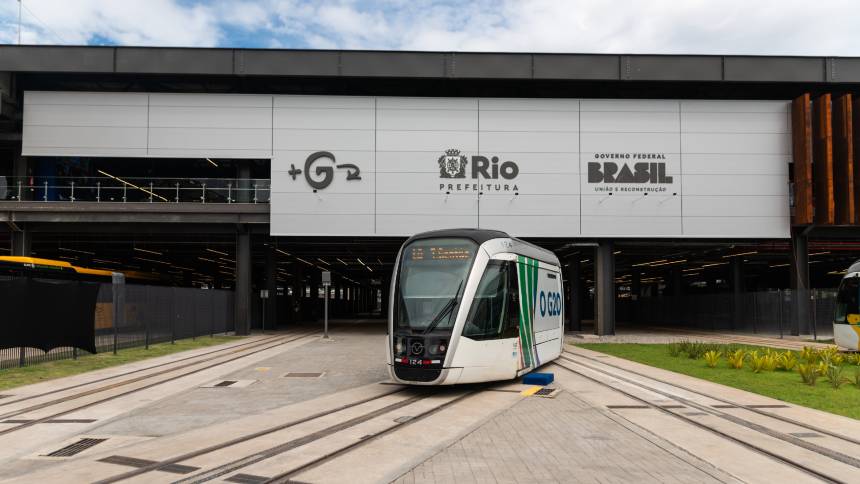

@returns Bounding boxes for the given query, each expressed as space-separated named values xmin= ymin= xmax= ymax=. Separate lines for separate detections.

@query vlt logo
xmin=539 ymin=290 xmax=562 ymax=318
xmin=288 ymin=151 xmax=361 ymax=191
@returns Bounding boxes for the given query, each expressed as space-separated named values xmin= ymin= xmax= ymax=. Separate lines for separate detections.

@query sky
xmin=0 ymin=0 xmax=858 ymax=55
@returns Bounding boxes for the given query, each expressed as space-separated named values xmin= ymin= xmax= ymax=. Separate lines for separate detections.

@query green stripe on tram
xmin=517 ymin=255 xmax=538 ymax=369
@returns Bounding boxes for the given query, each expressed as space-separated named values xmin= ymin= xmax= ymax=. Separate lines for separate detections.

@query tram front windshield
xmin=835 ymin=275 xmax=860 ymax=324
xmin=394 ymin=238 xmax=477 ymax=334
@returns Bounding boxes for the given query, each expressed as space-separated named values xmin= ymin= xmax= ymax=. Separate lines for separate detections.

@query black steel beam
xmin=3 ymin=45 xmax=860 ymax=84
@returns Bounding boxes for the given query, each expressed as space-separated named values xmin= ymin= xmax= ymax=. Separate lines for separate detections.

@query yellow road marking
xmin=521 ymin=386 xmax=542 ymax=396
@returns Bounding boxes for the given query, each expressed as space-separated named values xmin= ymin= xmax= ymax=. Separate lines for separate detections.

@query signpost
xmin=260 ymin=289 xmax=269 ymax=333
xmin=321 ymin=271 xmax=331 ymax=339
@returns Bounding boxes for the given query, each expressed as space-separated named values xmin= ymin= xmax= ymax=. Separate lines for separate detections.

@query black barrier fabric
xmin=0 ymin=277 xmax=99 ymax=353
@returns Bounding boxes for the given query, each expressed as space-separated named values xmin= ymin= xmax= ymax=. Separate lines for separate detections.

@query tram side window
xmin=463 ymin=261 xmax=520 ymax=340
xmin=835 ymin=277 xmax=860 ymax=324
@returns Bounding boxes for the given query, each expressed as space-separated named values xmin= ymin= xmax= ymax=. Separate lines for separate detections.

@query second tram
xmin=387 ymin=229 xmax=564 ymax=385
xmin=835 ymin=260 xmax=860 ymax=351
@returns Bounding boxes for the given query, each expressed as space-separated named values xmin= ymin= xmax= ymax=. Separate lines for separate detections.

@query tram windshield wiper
xmin=422 ymin=280 xmax=463 ymax=335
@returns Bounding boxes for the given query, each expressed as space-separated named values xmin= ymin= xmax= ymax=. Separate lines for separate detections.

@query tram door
xmin=516 ymin=256 xmax=563 ymax=370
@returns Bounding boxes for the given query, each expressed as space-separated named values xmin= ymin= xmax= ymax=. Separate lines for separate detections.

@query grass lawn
xmin=575 ymin=343 xmax=860 ymax=420
xmin=0 ymin=335 xmax=242 ymax=391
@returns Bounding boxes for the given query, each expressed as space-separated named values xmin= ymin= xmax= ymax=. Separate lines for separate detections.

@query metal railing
xmin=623 ymin=289 xmax=836 ymax=338
xmin=0 ymin=176 xmax=271 ymax=204
xmin=1 ymin=282 xmax=236 ymax=369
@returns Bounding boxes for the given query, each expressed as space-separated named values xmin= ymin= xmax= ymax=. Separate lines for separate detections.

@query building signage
xmin=587 ymin=153 xmax=674 ymax=193
xmin=287 ymin=151 xmax=361 ymax=191
xmin=21 ymin=91 xmax=792 ymax=239
xmin=438 ymin=148 xmax=520 ymax=193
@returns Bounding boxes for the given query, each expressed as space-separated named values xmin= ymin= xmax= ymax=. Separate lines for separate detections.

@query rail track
xmin=0 ymin=331 xmax=318 ymax=435
xmin=556 ymin=349 xmax=860 ymax=483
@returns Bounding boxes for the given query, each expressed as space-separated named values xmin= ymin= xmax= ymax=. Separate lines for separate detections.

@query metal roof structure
xmin=2 ymin=45 xmax=860 ymax=84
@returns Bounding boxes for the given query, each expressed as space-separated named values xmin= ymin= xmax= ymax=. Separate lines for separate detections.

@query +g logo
xmin=288 ymin=151 xmax=361 ymax=191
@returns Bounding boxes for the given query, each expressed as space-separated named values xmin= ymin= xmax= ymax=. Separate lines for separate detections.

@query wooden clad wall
xmin=812 ymin=94 xmax=835 ymax=225
xmin=853 ymin=97 xmax=860 ymax=225
xmin=832 ymin=94 xmax=855 ymax=224
xmin=792 ymin=94 xmax=814 ymax=225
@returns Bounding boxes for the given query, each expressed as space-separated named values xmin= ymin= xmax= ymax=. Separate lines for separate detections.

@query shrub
xmin=816 ymin=361 xmax=830 ymax=377
xmin=798 ymin=363 xmax=818 ymax=386
xmin=668 ymin=342 xmax=682 ymax=357
xmin=703 ymin=350 xmax=721 ymax=368
xmin=776 ymin=351 xmax=798 ymax=371
xmin=849 ymin=353 xmax=860 ymax=366
xmin=854 ymin=368 xmax=860 ymax=389
xmin=749 ymin=352 xmax=767 ymax=373
xmin=762 ymin=353 xmax=778 ymax=371
xmin=825 ymin=364 xmax=850 ymax=389
xmin=800 ymin=346 xmax=820 ymax=364
xmin=727 ymin=349 xmax=746 ymax=370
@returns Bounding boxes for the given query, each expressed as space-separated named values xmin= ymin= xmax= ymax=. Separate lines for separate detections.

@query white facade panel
xmin=580 ymin=111 xmax=680 ymax=133
xmin=479 ymin=131 xmax=578 ymax=153
xmin=683 ymin=216 xmax=788 ymax=238
xmin=682 ymin=154 xmax=790 ymax=175
xmin=22 ymin=92 xmax=793 ymax=239
xmin=478 ymin=110 xmax=579 ymax=132
xmin=682 ymin=132 xmax=790 ymax=154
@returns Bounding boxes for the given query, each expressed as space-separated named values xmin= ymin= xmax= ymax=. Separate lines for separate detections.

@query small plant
xmin=762 ymin=353 xmax=778 ymax=371
xmin=668 ymin=342 xmax=682 ymax=357
xmin=776 ymin=351 xmax=798 ymax=371
xmin=854 ymin=368 xmax=860 ymax=388
xmin=727 ymin=349 xmax=746 ymax=369
xmin=825 ymin=364 xmax=850 ymax=389
xmin=849 ymin=353 xmax=860 ymax=366
xmin=798 ymin=363 xmax=819 ymax=386
xmin=800 ymin=346 xmax=820 ymax=364
xmin=749 ymin=352 xmax=767 ymax=373
xmin=816 ymin=361 xmax=830 ymax=377
xmin=703 ymin=350 xmax=721 ymax=368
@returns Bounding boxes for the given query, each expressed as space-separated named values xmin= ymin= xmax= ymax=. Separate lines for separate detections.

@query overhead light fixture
xmin=198 ymin=257 xmax=218 ymax=263
xmin=357 ymin=258 xmax=366 ymax=266
xmin=317 ymin=258 xmax=330 ymax=265
xmin=769 ymin=263 xmax=790 ymax=268
xmin=367 ymin=266 xmax=373 ymax=272
xmin=59 ymin=247 xmax=95 ymax=255
xmin=276 ymin=249 xmax=292 ymax=256
xmin=98 ymin=169 xmax=168 ymax=202
xmin=337 ymin=258 xmax=348 ymax=265
xmin=701 ymin=262 xmax=729 ymax=268
xmin=206 ymin=248 xmax=229 ymax=256
xmin=134 ymin=247 xmax=163 ymax=256
xmin=632 ymin=259 xmax=666 ymax=267
xmin=295 ymin=257 xmax=314 ymax=266
xmin=650 ymin=259 xmax=687 ymax=267
xmin=809 ymin=251 xmax=830 ymax=256
xmin=134 ymin=256 xmax=169 ymax=265
xmin=206 ymin=158 xmax=218 ymax=167
xmin=721 ymin=251 xmax=758 ymax=258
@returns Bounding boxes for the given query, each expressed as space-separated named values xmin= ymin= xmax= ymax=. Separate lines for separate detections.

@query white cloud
xmin=1 ymin=0 xmax=860 ymax=56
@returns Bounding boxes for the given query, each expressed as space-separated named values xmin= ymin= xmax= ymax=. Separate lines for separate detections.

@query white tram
xmin=387 ymin=229 xmax=564 ymax=385
xmin=834 ymin=260 xmax=860 ymax=351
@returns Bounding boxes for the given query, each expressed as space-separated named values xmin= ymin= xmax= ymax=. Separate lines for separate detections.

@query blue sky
xmin=0 ymin=0 xmax=858 ymax=55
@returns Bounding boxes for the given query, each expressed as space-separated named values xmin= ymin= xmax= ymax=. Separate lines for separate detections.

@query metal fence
xmin=1 ymin=283 xmax=235 ymax=369
xmin=624 ymin=289 xmax=836 ymax=338
xmin=0 ymin=176 xmax=271 ymax=204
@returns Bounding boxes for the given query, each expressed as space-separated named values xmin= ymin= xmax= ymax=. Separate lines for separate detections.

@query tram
xmin=834 ymin=260 xmax=860 ymax=351
xmin=387 ymin=229 xmax=564 ymax=385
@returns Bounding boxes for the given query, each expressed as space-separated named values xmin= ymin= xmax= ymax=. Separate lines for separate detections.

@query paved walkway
xmin=393 ymin=390 xmax=732 ymax=484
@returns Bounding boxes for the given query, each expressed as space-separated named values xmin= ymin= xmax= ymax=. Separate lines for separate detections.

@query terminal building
xmin=2 ymin=45 xmax=860 ymax=336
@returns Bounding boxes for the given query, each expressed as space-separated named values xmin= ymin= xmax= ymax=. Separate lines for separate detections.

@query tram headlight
xmin=394 ymin=338 xmax=405 ymax=355
xmin=429 ymin=340 xmax=447 ymax=355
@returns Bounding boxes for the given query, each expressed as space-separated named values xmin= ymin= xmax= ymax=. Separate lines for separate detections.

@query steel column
xmin=234 ymin=227 xmax=252 ymax=335
xmin=595 ymin=240 xmax=615 ymax=336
